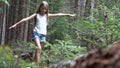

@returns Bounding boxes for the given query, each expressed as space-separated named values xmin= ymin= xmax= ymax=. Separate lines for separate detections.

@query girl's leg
xmin=40 ymin=42 xmax=45 ymax=48
xmin=34 ymin=38 xmax=41 ymax=64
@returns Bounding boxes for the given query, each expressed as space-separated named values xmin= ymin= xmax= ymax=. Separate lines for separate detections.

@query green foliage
xmin=1 ymin=40 xmax=87 ymax=67
xmin=0 ymin=46 xmax=37 ymax=68
xmin=0 ymin=46 xmax=14 ymax=61
xmin=41 ymin=40 xmax=87 ymax=65
xmin=0 ymin=0 xmax=9 ymax=11
xmin=45 ymin=0 xmax=71 ymax=43
xmin=69 ymin=3 xmax=120 ymax=49
xmin=48 ymin=17 xmax=70 ymax=43
xmin=1 ymin=0 xmax=9 ymax=6
xmin=2 ymin=0 xmax=120 ymax=67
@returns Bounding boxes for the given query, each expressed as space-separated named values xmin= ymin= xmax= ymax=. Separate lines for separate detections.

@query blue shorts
xmin=32 ymin=32 xmax=46 ymax=42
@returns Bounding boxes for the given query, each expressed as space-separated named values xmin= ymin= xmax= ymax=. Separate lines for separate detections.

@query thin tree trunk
xmin=0 ymin=2 xmax=3 ymax=45
xmin=104 ymin=7 xmax=109 ymax=45
xmin=1 ymin=5 xmax=6 ymax=45
xmin=90 ymin=0 xmax=94 ymax=22
xmin=77 ymin=0 xmax=87 ymax=17
xmin=24 ymin=0 xmax=30 ymax=41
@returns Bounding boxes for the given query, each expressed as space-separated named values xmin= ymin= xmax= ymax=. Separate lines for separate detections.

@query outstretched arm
xmin=9 ymin=13 xmax=36 ymax=29
xmin=48 ymin=13 xmax=76 ymax=17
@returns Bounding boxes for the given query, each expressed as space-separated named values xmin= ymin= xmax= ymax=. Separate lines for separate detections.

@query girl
xmin=9 ymin=1 xmax=75 ymax=64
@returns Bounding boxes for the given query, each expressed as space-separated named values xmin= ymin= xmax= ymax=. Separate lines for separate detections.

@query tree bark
xmin=23 ymin=0 xmax=30 ymax=42
xmin=0 ymin=2 xmax=3 ymax=45
xmin=77 ymin=0 xmax=87 ymax=17
xmin=5 ymin=0 xmax=17 ymax=43
xmin=1 ymin=4 xmax=7 ymax=45
xmin=5 ymin=0 xmax=28 ymax=44
xmin=90 ymin=0 xmax=94 ymax=22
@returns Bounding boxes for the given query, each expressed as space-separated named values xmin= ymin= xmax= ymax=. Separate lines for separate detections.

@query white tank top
xmin=33 ymin=13 xmax=47 ymax=35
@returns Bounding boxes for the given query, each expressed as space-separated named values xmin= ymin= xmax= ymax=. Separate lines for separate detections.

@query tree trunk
xmin=5 ymin=0 xmax=28 ymax=44
xmin=77 ymin=0 xmax=87 ymax=17
xmin=0 ymin=2 xmax=3 ymax=45
xmin=1 ymin=4 xmax=7 ymax=45
xmin=5 ymin=0 xmax=18 ymax=44
xmin=90 ymin=0 xmax=94 ymax=22
xmin=23 ymin=0 xmax=30 ymax=42
xmin=16 ymin=0 xmax=26 ymax=41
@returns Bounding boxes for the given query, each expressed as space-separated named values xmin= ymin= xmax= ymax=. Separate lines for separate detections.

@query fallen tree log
xmin=49 ymin=41 xmax=120 ymax=68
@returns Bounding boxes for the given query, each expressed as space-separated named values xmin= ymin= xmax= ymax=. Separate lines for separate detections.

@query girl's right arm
xmin=9 ymin=13 xmax=36 ymax=29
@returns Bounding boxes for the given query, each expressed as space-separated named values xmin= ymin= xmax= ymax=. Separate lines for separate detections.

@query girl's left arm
xmin=48 ymin=13 xmax=76 ymax=17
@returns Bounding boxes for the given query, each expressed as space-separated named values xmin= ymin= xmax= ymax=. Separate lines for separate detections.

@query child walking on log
xmin=9 ymin=1 xmax=76 ymax=65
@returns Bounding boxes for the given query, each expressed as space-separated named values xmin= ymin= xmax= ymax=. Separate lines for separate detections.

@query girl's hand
xmin=69 ymin=14 xmax=76 ymax=17
xmin=9 ymin=24 xmax=17 ymax=29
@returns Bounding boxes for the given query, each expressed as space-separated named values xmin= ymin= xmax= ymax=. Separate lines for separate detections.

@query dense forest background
xmin=1 ymin=0 xmax=120 ymax=67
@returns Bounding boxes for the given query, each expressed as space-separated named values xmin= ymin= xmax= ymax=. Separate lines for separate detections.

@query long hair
xmin=35 ymin=1 xmax=49 ymax=24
